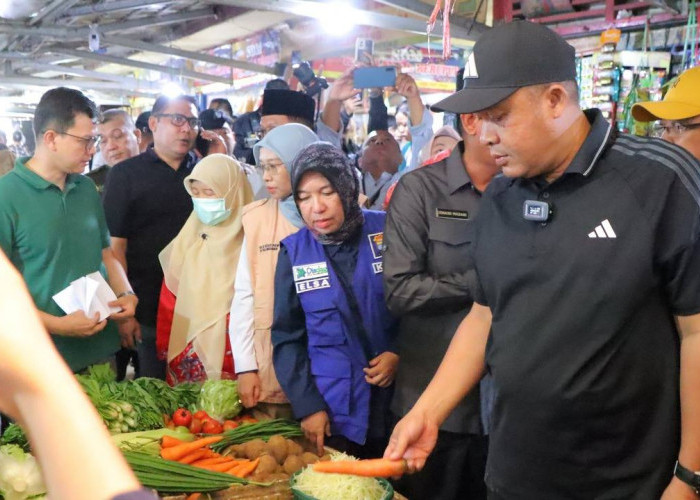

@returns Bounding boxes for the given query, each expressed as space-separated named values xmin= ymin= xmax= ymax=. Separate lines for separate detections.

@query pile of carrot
xmin=160 ymin=435 xmax=260 ymax=478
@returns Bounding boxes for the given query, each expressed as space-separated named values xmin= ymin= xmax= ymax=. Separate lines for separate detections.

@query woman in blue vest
xmin=272 ymin=142 xmax=398 ymax=458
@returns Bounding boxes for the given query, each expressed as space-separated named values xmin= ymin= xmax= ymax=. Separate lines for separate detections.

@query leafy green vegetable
xmin=0 ymin=445 xmax=46 ymax=500
xmin=197 ymin=379 xmax=242 ymax=422
xmin=0 ymin=425 xmax=29 ymax=452
xmin=75 ymin=364 xmax=200 ymax=432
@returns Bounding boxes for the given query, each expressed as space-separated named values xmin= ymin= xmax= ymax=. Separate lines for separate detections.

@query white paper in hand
xmin=52 ymin=272 xmax=121 ymax=321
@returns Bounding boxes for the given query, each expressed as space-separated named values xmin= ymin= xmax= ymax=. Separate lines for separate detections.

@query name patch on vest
xmin=435 ymin=208 xmax=469 ymax=220
xmin=372 ymin=261 xmax=383 ymax=274
xmin=367 ymin=232 xmax=384 ymax=259
xmin=259 ymin=243 xmax=279 ymax=253
xmin=293 ymin=262 xmax=331 ymax=294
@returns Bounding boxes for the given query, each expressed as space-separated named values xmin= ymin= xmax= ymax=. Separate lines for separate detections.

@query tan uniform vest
xmin=241 ymin=199 xmax=298 ymax=404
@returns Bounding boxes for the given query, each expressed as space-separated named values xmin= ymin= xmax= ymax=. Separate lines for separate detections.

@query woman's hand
xmin=301 ymin=410 xmax=331 ymax=455
xmin=364 ymin=351 xmax=399 ymax=387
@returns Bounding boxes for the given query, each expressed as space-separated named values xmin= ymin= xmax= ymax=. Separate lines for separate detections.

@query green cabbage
xmin=0 ymin=445 xmax=46 ymax=500
xmin=197 ymin=379 xmax=242 ymax=422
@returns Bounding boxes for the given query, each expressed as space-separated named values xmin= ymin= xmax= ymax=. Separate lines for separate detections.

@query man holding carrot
xmin=386 ymin=21 xmax=700 ymax=499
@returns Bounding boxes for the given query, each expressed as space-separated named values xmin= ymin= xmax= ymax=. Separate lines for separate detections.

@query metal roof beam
xmin=0 ymin=75 xmax=159 ymax=95
xmin=65 ymin=0 xmax=177 ymax=17
xmin=50 ymin=47 xmax=233 ymax=85
xmin=0 ymin=8 xmax=217 ymax=40
xmin=16 ymin=61 xmax=162 ymax=89
xmin=102 ymin=35 xmax=281 ymax=76
xmin=209 ymin=0 xmax=479 ymax=39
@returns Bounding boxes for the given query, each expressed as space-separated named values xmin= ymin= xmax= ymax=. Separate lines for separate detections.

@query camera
xmin=293 ymin=61 xmax=328 ymax=97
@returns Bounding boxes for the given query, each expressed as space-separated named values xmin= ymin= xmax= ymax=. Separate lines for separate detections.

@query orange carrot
xmin=192 ymin=461 xmax=239 ymax=473
xmin=312 ymin=458 xmax=407 ymax=478
xmin=229 ymin=457 xmax=260 ymax=478
xmin=191 ymin=456 xmax=234 ymax=466
xmin=186 ymin=494 xmax=201 ymax=500
xmin=176 ymin=449 xmax=210 ymax=465
xmin=161 ymin=435 xmax=186 ymax=448
xmin=160 ymin=436 xmax=223 ymax=461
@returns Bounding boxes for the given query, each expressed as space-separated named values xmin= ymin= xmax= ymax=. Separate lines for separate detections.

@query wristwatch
xmin=674 ymin=461 xmax=700 ymax=495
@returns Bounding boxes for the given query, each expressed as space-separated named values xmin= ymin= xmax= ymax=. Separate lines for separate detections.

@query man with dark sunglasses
xmin=103 ymin=94 xmax=199 ymax=379
xmin=0 ymin=86 xmax=138 ymax=372
xmin=632 ymin=66 xmax=700 ymax=161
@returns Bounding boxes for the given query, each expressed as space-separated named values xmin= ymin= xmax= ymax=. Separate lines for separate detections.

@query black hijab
xmin=291 ymin=142 xmax=364 ymax=245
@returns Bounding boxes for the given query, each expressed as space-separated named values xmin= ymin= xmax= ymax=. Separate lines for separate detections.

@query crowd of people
xmin=0 ymin=19 xmax=699 ymax=499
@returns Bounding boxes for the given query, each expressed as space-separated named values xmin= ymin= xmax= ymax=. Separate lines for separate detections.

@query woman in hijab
xmin=156 ymin=154 xmax=253 ymax=385
xmin=272 ymin=142 xmax=399 ymax=458
xmin=229 ymin=123 xmax=319 ymax=419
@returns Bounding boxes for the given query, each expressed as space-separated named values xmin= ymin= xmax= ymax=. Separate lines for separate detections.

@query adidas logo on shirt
xmin=588 ymin=219 xmax=616 ymax=239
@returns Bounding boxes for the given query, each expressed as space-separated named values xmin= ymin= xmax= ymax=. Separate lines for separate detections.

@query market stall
xmin=0 ymin=364 xmax=406 ymax=500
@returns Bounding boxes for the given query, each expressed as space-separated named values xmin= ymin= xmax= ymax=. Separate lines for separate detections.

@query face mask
xmin=192 ymin=197 xmax=231 ymax=226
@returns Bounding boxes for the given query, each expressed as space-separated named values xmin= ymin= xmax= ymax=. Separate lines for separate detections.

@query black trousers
xmin=391 ymin=429 xmax=488 ymax=500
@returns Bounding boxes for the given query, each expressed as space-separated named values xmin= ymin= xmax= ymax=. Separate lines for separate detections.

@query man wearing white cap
xmin=632 ymin=66 xmax=700 ymax=160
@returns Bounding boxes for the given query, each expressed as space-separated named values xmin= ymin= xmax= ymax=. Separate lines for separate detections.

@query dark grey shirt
xmin=383 ymin=143 xmax=482 ymax=434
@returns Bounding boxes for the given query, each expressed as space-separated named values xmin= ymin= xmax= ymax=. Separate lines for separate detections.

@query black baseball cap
xmin=199 ymin=108 xmax=234 ymax=130
xmin=135 ymin=111 xmax=152 ymax=133
xmin=432 ymin=21 xmax=576 ymax=114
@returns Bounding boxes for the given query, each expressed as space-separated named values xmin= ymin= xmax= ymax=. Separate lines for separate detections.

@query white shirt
xmin=228 ymin=238 xmax=258 ymax=373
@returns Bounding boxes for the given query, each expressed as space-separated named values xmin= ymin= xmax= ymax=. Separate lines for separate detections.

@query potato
xmin=286 ymin=439 xmax=304 ymax=457
xmin=319 ymin=454 xmax=331 ymax=462
xmin=267 ymin=435 xmax=288 ymax=464
xmin=301 ymin=452 xmax=319 ymax=465
xmin=256 ymin=454 xmax=279 ymax=475
xmin=243 ymin=438 xmax=268 ymax=459
xmin=283 ymin=455 xmax=306 ymax=475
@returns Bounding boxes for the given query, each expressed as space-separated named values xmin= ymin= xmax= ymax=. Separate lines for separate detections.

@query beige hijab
xmin=159 ymin=154 xmax=253 ymax=380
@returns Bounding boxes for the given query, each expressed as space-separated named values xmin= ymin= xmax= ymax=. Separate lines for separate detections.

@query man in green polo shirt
xmin=0 ymin=87 xmax=138 ymax=372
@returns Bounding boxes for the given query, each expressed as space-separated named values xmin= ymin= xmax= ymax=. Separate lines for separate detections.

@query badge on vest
xmin=368 ymin=232 xmax=384 ymax=259
xmin=435 ymin=208 xmax=469 ymax=220
xmin=293 ymin=262 xmax=331 ymax=294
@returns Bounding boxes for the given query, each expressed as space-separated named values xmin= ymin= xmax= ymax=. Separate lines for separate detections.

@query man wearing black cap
xmin=232 ymin=78 xmax=290 ymax=164
xmin=386 ymin=21 xmax=700 ymax=499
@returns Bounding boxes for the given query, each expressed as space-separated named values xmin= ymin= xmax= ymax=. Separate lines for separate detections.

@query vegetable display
xmin=0 ymin=444 xmax=46 ymax=500
xmin=197 ymin=379 xmax=242 ymax=423
xmin=292 ymin=453 xmax=393 ymax=500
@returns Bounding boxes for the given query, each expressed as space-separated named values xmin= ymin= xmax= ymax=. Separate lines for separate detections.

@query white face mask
xmin=192 ymin=197 xmax=231 ymax=226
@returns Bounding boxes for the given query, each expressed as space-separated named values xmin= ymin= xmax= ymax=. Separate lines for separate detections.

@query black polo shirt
xmin=472 ymin=109 xmax=700 ymax=498
xmin=103 ymin=148 xmax=197 ymax=326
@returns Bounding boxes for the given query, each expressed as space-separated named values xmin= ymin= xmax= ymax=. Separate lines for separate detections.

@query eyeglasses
xmin=154 ymin=113 xmax=200 ymax=129
xmin=257 ymin=161 xmax=285 ymax=174
xmin=59 ymin=132 xmax=101 ymax=152
xmin=651 ymin=121 xmax=700 ymax=138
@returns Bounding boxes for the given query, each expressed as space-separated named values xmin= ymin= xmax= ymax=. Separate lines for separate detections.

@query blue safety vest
xmin=282 ymin=210 xmax=396 ymax=444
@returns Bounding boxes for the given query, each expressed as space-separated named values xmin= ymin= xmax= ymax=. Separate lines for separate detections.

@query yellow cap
xmin=632 ymin=67 xmax=700 ymax=122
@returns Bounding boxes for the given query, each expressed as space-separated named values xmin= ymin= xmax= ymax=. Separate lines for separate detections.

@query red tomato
xmin=223 ymin=420 xmax=239 ymax=432
xmin=193 ymin=410 xmax=209 ymax=420
xmin=172 ymin=408 xmax=192 ymax=428
xmin=188 ymin=417 xmax=203 ymax=434
xmin=202 ymin=419 xmax=223 ymax=434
